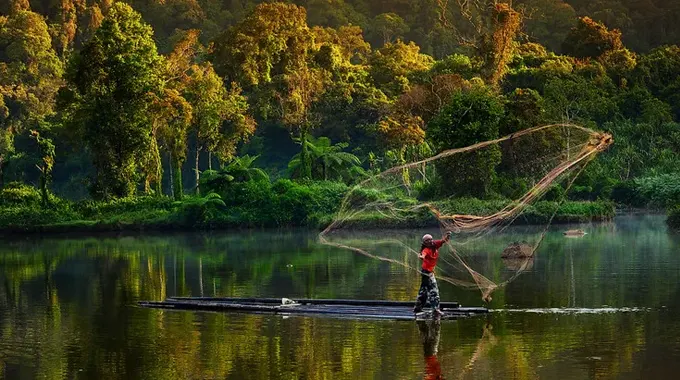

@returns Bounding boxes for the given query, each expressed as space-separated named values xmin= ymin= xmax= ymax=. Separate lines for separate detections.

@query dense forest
xmin=2 ymin=0 xmax=680 ymax=230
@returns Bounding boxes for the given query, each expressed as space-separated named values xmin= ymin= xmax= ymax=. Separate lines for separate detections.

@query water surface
xmin=1 ymin=214 xmax=679 ymax=379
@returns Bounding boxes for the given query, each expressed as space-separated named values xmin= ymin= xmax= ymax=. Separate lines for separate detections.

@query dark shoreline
xmin=0 ymin=213 xmax=622 ymax=239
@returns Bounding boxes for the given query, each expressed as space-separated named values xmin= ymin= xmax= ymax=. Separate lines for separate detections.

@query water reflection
xmin=1 ymin=214 xmax=680 ymax=379
xmin=418 ymin=320 xmax=443 ymax=379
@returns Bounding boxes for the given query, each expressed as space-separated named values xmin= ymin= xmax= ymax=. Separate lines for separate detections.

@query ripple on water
xmin=492 ymin=307 xmax=652 ymax=314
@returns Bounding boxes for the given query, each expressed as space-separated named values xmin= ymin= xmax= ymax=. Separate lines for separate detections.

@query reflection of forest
xmin=1 ymin=215 xmax=679 ymax=379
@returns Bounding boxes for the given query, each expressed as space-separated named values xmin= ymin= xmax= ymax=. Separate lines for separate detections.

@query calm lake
xmin=2 ymin=214 xmax=680 ymax=379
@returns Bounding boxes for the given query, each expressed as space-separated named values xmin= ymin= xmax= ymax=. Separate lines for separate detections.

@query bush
xmin=0 ymin=182 xmax=42 ymax=207
xmin=0 ymin=207 xmax=79 ymax=228
xmin=543 ymin=184 xmax=566 ymax=201
xmin=611 ymin=180 xmax=644 ymax=207
xmin=667 ymin=205 xmax=680 ymax=229
xmin=76 ymin=196 xmax=175 ymax=218
xmin=633 ymin=174 xmax=680 ymax=208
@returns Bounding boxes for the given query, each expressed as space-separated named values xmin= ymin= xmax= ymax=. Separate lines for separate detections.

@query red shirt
xmin=425 ymin=355 xmax=442 ymax=380
xmin=421 ymin=240 xmax=444 ymax=272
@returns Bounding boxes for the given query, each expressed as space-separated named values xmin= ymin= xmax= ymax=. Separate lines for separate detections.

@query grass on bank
xmin=0 ymin=181 xmax=615 ymax=233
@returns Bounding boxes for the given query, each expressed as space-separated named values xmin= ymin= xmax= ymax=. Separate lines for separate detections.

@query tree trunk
xmin=400 ymin=146 xmax=410 ymax=188
xmin=195 ymin=145 xmax=201 ymax=195
xmin=0 ymin=157 xmax=4 ymax=189
xmin=153 ymin=137 xmax=162 ymax=196
xmin=39 ymin=167 xmax=49 ymax=208
xmin=155 ymin=175 xmax=162 ymax=196
xmin=208 ymin=151 xmax=212 ymax=171
xmin=173 ymin=154 xmax=183 ymax=201
xmin=168 ymin=152 xmax=174 ymax=199
xmin=299 ymin=128 xmax=311 ymax=180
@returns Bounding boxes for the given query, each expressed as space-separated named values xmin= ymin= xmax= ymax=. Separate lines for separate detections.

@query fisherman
xmin=413 ymin=231 xmax=452 ymax=317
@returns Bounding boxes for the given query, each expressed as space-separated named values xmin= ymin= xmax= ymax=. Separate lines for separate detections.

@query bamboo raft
xmin=138 ymin=297 xmax=489 ymax=321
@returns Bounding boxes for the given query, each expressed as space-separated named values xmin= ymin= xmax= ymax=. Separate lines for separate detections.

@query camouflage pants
xmin=414 ymin=270 xmax=440 ymax=311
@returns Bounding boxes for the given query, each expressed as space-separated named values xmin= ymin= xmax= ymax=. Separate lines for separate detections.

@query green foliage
xmin=60 ymin=3 xmax=163 ymax=199
xmin=369 ymin=40 xmax=434 ymax=97
xmin=634 ymin=46 xmax=680 ymax=119
xmin=631 ymin=175 xmax=680 ymax=208
xmin=0 ymin=10 xmax=62 ymax=186
xmin=518 ymin=0 xmax=576 ymax=53
xmin=666 ymin=205 xmax=680 ymax=230
xmin=288 ymin=136 xmax=365 ymax=183
xmin=7 ymin=0 xmax=680 ymax=230
xmin=200 ymin=155 xmax=269 ymax=195
xmin=562 ymin=17 xmax=623 ymax=59
xmin=0 ymin=182 xmax=41 ymax=207
xmin=543 ymin=74 xmax=617 ymax=124
xmin=218 ymin=179 xmax=348 ymax=227
xmin=76 ymin=196 xmax=175 ymax=219
xmin=173 ymin=193 xmax=226 ymax=225
xmin=367 ymin=13 xmax=409 ymax=46
xmin=427 ymin=87 xmax=505 ymax=197
xmin=502 ymin=88 xmax=545 ymax=134
xmin=0 ymin=206 xmax=76 ymax=229
xmin=427 ymin=54 xmax=478 ymax=79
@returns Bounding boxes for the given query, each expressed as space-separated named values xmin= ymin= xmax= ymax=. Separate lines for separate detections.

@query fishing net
xmin=319 ymin=124 xmax=613 ymax=302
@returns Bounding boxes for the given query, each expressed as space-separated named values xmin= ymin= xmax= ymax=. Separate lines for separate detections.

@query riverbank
xmin=0 ymin=194 xmax=615 ymax=235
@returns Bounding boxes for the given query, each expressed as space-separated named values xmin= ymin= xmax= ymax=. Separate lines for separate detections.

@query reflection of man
xmin=417 ymin=319 xmax=444 ymax=380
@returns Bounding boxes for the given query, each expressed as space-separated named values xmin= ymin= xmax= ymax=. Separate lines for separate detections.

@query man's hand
xmin=444 ymin=231 xmax=452 ymax=241
xmin=418 ymin=252 xmax=425 ymax=260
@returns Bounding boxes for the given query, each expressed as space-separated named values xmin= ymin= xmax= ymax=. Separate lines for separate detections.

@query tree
xmin=147 ymin=29 xmax=198 ymax=199
xmin=369 ymin=40 xmax=434 ymax=97
xmin=152 ymin=89 xmax=192 ymax=200
xmin=634 ymin=46 xmax=680 ymax=119
xmin=562 ymin=17 xmax=623 ymax=59
xmin=478 ymin=3 xmax=522 ymax=86
xmin=29 ymin=130 xmax=54 ymax=207
xmin=185 ymin=65 xmax=255 ymax=192
xmin=396 ymin=73 xmax=472 ymax=124
xmin=427 ymin=87 xmax=505 ymax=197
xmin=368 ymin=13 xmax=410 ymax=46
xmin=436 ymin=1 xmax=522 ymax=86
xmin=501 ymin=88 xmax=545 ymax=135
xmin=0 ymin=10 xmax=63 ymax=188
xmin=210 ymin=3 xmax=324 ymax=180
xmin=60 ymin=3 xmax=163 ymax=199
xmin=543 ymin=74 xmax=617 ymax=125
xmin=518 ymin=0 xmax=576 ymax=53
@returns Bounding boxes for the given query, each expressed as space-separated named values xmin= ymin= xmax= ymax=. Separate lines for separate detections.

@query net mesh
xmin=319 ymin=124 xmax=613 ymax=302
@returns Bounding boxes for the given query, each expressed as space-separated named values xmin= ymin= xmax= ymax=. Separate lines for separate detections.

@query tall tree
xmin=163 ymin=29 xmax=255 ymax=195
xmin=152 ymin=89 xmax=192 ymax=199
xmin=210 ymin=3 xmax=324 ymax=180
xmin=436 ymin=0 xmax=522 ymax=86
xmin=562 ymin=16 xmax=623 ymax=59
xmin=29 ymin=130 xmax=55 ymax=207
xmin=369 ymin=40 xmax=434 ymax=97
xmin=60 ymin=2 xmax=163 ymax=199
xmin=427 ymin=86 xmax=505 ymax=197
xmin=517 ymin=0 xmax=576 ymax=53
xmin=185 ymin=65 xmax=255 ymax=192
xmin=0 ymin=10 xmax=63 ymax=188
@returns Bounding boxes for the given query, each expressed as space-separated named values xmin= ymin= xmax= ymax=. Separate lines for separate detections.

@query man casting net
xmin=319 ymin=123 xmax=613 ymax=303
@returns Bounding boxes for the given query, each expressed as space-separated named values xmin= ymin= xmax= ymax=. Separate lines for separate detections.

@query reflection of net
xmin=319 ymin=124 xmax=613 ymax=302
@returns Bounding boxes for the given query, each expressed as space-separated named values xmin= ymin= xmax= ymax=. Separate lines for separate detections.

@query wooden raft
xmin=138 ymin=297 xmax=489 ymax=321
